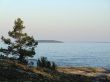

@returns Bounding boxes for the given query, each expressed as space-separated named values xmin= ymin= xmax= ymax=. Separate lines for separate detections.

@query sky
xmin=0 ymin=0 xmax=110 ymax=42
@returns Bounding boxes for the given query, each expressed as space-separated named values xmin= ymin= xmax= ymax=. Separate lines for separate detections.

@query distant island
xmin=38 ymin=40 xmax=63 ymax=43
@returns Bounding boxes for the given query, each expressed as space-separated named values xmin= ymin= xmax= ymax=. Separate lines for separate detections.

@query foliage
xmin=0 ymin=54 xmax=7 ymax=59
xmin=0 ymin=18 xmax=38 ymax=62
xmin=0 ymin=59 xmax=110 ymax=82
xmin=37 ymin=57 xmax=57 ymax=70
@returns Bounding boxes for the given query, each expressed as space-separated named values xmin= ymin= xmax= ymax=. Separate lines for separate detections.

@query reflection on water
xmin=33 ymin=43 xmax=110 ymax=69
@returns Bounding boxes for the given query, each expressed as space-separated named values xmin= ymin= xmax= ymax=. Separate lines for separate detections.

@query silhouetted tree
xmin=0 ymin=18 xmax=38 ymax=62
xmin=37 ymin=57 xmax=57 ymax=70
xmin=51 ymin=62 xmax=57 ymax=70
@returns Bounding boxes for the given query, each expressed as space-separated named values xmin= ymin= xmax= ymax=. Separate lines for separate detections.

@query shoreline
xmin=57 ymin=67 xmax=110 ymax=77
xmin=0 ymin=59 xmax=110 ymax=82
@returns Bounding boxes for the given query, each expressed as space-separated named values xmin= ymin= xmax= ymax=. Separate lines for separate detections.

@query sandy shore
xmin=1 ymin=59 xmax=110 ymax=82
xmin=58 ymin=67 xmax=110 ymax=78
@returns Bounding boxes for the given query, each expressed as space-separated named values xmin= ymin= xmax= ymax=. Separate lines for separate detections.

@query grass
xmin=0 ymin=59 xmax=110 ymax=82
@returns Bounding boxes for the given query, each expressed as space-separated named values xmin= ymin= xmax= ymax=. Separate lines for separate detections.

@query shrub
xmin=0 ymin=54 xmax=7 ymax=59
xmin=37 ymin=57 xmax=57 ymax=70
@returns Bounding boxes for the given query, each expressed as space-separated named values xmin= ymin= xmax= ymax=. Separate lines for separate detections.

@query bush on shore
xmin=37 ymin=57 xmax=57 ymax=70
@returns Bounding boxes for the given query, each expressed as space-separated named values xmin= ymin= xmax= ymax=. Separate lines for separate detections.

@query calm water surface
xmin=34 ymin=43 xmax=110 ymax=69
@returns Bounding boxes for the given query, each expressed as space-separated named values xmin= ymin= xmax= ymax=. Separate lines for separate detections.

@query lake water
xmin=34 ymin=43 xmax=110 ymax=69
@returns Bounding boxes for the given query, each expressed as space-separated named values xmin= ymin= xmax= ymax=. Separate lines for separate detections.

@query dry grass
xmin=57 ymin=67 xmax=109 ymax=77
xmin=1 ymin=59 xmax=110 ymax=82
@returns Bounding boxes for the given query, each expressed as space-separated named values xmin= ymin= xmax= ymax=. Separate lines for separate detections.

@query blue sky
xmin=0 ymin=0 xmax=110 ymax=42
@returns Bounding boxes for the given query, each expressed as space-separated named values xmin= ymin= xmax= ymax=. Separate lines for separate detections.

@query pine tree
xmin=0 ymin=18 xmax=38 ymax=62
